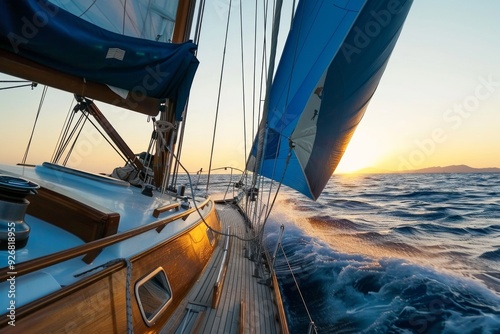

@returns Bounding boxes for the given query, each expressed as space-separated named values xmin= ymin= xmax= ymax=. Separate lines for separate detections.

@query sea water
xmin=264 ymin=173 xmax=500 ymax=333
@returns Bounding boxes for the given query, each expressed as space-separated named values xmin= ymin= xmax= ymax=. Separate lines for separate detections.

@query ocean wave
xmin=273 ymin=237 xmax=500 ymax=333
xmin=307 ymin=215 xmax=365 ymax=231
xmin=399 ymin=190 xmax=463 ymax=202
xmin=283 ymin=196 xmax=324 ymax=212
xmin=480 ymin=204 xmax=500 ymax=219
xmin=445 ymin=214 xmax=465 ymax=222
xmin=388 ymin=209 xmax=450 ymax=221
xmin=324 ymin=198 xmax=379 ymax=211
xmin=465 ymin=226 xmax=500 ymax=236
xmin=412 ymin=223 xmax=470 ymax=236
xmin=392 ymin=225 xmax=422 ymax=235
xmin=479 ymin=248 xmax=500 ymax=262
xmin=489 ymin=224 xmax=500 ymax=232
xmin=375 ymin=241 xmax=424 ymax=256
xmin=266 ymin=173 xmax=500 ymax=333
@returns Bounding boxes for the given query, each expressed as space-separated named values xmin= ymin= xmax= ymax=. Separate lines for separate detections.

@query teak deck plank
xmin=161 ymin=203 xmax=280 ymax=334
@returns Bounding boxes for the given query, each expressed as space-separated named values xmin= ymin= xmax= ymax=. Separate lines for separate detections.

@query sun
xmin=335 ymin=154 xmax=372 ymax=173
xmin=334 ymin=134 xmax=383 ymax=174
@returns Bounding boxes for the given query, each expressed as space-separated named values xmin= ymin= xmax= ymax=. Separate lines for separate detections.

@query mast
xmin=153 ymin=0 xmax=197 ymax=189
xmin=173 ymin=0 xmax=197 ymax=43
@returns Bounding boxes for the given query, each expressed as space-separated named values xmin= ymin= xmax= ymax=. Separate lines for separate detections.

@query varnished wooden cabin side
xmin=131 ymin=205 xmax=220 ymax=333
xmin=0 ymin=201 xmax=220 ymax=333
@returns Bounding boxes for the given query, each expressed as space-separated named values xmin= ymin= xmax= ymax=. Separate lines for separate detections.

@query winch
xmin=0 ymin=174 xmax=40 ymax=250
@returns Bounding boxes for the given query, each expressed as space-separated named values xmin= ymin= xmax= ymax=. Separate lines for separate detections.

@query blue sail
xmin=249 ymin=0 xmax=413 ymax=200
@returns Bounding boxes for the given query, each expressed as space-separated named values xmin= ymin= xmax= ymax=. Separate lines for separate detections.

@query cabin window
xmin=135 ymin=267 xmax=172 ymax=326
xmin=207 ymin=227 xmax=216 ymax=246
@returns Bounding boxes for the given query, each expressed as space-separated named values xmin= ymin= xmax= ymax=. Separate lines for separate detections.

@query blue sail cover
xmin=0 ymin=0 xmax=198 ymax=119
xmin=249 ymin=0 xmax=413 ymax=200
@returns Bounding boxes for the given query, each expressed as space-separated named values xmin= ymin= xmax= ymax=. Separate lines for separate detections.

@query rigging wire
xmin=52 ymin=108 xmax=87 ymax=164
xmin=168 ymin=146 xmax=262 ymax=243
xmin=78 ymin=0 xmax=97 ymax=18
xmin=239 ymin=0 xmax=248 ymax=169
xmin=78 ymin=111 xmax=130 ymax=164
xmin=169 ymin=0 xmax=206 ymax=189
xmin=279 ymin=242 xmax=318 ymax=333
xmin=265 ymin=1 xmax=304 ymax=209
xmin=252 ymin=1 xmax=258 ymax=141
xmin=62 ymin=114 xmax=88 ymax=166
xmin=144 ymin=1 xmax=153 ymax=41
xmin=164 ymin=134 xmax=290 ymax=245
xmin=171 ymin=117 xmax=183 ymax=188
xmin=51 ymin=97 xmax=76 ymax=163
xmin=250 ymin=0 xmax=283 ymax=225
xmin=251 ymin=0 xmax=300 ymax=225
xmin=0 ymin=80 xmax=37 ymax=91
xmin=243 ymin=0 xmax=271 ymax=224
xmin=52 ymin=100 xmax=128 ymax=166
xmin=206 ymin=0 xmax=234 ymax=194
xmin=122 ymin=0 xmax=127 ymax=35
xmin=257 ymin=0 xmax=283 ymax=149
xmin=64 ymin=111 xmax=129 ymax=165
xmin=22 ymin=85 xmax=48 ymax=165
xmin=252 ymin=144 xmax=293 ymax=264
xmin=193 ymin=0 xmax=207 ymax=46
xmin=256 ymin=0 xmax=270 ymax=135
xmin=185 ymin=0 xmax=296 ymax=258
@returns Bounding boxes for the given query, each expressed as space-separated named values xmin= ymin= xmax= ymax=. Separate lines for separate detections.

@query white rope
xmin=154 ymin=120 xmax=175 ymax=193
xmin=155 ymin=120 xmax=174 ymax=149
xmin=125 ymin=258 xmax=134 ymax=334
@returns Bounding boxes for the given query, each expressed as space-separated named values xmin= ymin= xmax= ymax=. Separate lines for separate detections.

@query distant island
xmin=355 ymin=164 xmax=500 ymax=174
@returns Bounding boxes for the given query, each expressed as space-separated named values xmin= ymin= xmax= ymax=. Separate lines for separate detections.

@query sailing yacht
xmin=0 ymin=0 xmax=412 ymax=332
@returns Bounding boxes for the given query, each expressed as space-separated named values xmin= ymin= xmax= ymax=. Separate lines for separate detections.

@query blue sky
xmin=1 ymin=0 xmax=499 ymax=174
xmin=182 ymin=0 xmax=500 ymax=173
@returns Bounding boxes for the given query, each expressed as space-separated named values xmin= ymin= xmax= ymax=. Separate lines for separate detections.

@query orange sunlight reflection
xmin=335 ymin=149 xmax=380 ymax=174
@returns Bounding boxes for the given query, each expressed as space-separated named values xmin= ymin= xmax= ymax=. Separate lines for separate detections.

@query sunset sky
xmin=1 ymin=0 xmax=499 ymax=175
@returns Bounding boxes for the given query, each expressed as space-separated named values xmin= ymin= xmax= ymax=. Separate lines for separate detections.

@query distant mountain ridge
xmin=408 ymin=165 xmax=500 ymax=174
xmin=355 ymin=164 xmax=500 ymax=174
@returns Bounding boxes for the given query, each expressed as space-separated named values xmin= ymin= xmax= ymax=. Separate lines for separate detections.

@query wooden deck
xmin=161 ymin=203 xmax=281 ymax=333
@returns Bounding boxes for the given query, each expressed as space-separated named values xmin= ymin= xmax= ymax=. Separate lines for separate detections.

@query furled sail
xmin=248 ymin=0 xmax=413 ymax=200
xmin=48 ymin=0 xmax=178 ymax=43
xmin=0 ymin=0 xmax=198 ymax=118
